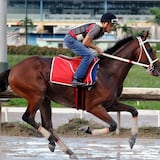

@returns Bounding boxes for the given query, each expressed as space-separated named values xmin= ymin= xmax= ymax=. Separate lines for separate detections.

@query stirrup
xmin=72 ymin=79 xmax=86 ymax=87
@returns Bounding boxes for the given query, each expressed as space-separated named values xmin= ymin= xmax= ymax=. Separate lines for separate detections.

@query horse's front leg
xmin=85 ymin=104 xmax=117 ymax=135
xmin=105 ymin=102 xmax=138 ymax=149
xmin=39 ymin=98 xmax=56 ymax=152
xmin=39 ymin=98 xmax=78 ymax=159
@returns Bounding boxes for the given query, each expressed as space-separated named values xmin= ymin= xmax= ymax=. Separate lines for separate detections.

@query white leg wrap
xmin=131 ymin=117 xmax=138 ymax=135
xmin=38 ymin=126 xmax=51 ymax=139
xmin=57 ymin=140 xmax=69 ymax=153
xmin=91 ymin=128 xmax=109 ymax=136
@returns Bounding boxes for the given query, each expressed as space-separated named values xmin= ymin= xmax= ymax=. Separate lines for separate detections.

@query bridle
xmin=136 ymin=37 xmax=158 ymax=72
xmin=102 ymin=36 xmax=159 ymax=72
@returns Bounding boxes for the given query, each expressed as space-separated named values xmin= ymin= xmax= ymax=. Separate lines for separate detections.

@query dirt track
xmin=0 ymin=121 xmax=160 ymax=160
xmin=1 ymin=120 xmax=160 ymax=138
xmin=1 ymin=120 xmax=160 ymax=160
xmin=0 ymin=136 xmax=160 ymax=160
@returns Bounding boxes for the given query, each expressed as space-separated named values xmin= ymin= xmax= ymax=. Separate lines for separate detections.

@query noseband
xmin=102 ymin=37 xmax=159 ymax=72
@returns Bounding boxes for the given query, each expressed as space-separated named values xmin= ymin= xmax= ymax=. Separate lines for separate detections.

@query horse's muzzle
xmin=151 ymin=62 xmax=160 ymax=76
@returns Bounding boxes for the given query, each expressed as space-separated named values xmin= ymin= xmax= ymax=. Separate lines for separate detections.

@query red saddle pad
xmin=50 ymin=56 xmax=99 ymax=86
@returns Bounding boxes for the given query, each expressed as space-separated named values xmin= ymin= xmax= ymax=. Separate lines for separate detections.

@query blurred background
xmin=6 ymin=0 xmax=160 ymax=49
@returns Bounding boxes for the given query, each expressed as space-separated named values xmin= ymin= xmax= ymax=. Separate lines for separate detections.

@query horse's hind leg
xmin=39 ymin=97 xmax=77 ymax=159
xmin=21 ymin=97 xmax=52 ymax=143
xmin=22 ymin=98 xmax=42 ymax=130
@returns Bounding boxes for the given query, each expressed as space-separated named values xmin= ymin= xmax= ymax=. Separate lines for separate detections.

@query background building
xmin=6 ymin=0 xmax=160 ymax=46
xmin=7 ymin=0 xmax=160 ymax=16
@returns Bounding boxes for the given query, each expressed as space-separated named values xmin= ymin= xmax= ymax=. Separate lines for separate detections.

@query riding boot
xmin=72 ymin=78 xmax=86 ymax=87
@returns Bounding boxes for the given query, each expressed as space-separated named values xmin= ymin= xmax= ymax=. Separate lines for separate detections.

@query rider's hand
xmin=96 ymin=48 xmax=103 ymax=54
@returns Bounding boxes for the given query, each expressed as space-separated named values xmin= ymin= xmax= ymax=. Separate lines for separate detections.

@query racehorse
xmin=0 ymin=31 xmax=160 ymax=159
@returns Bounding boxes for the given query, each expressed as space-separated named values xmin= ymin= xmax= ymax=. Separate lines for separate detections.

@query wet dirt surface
xmin=0 ymin=136 xmax=160 ymax=160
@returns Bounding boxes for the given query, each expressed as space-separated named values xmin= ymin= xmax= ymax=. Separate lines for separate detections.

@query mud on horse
xmin=0 ymin=31 xmax=160 ymax=159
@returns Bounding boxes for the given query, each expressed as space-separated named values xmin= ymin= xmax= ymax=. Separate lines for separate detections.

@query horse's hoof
xmin=79 ymin=125 xmax=92 ymax=134
xmin=129 ymin=135 xmax=136 ymax=149
xmin=69 ymin=153 xmax=78 ymax=159
xmin=48 ymin=142 xmax=56 ymax=152
xmin=66 ymin=149 xmax=78 ymax=159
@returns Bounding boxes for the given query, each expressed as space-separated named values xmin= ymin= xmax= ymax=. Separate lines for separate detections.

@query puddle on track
xmin=0 ymin=136 xmax=160 ymax=160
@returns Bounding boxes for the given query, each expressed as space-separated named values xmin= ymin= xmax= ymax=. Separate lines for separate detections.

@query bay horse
xmin=0 ymin=31 xmax=160 ymax=159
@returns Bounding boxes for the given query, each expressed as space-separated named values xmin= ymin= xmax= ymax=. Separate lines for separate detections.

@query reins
xmin=102 ymin=36 xmax=159 ymax=72
xmin=102 ymin=52 xmax=149 ymax=68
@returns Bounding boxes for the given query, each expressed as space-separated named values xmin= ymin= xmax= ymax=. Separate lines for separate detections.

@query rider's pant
xmin=64 ymin=35 xmax=95 ymax=80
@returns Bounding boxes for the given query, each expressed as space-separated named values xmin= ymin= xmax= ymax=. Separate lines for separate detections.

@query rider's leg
xmin=64 ymin=35 xmax=95 ymax=86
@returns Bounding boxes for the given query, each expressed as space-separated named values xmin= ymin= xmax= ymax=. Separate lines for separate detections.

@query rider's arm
xmin=83 ymin=35 xmax=103 ymax=54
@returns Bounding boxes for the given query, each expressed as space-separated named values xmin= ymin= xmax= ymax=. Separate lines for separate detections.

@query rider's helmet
xmin=100 ymin=12 xmax=118 ymax=24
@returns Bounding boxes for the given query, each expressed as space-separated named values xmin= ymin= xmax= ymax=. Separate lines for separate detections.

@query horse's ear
xmin=141 ymin=30 xmax=149 ymax=40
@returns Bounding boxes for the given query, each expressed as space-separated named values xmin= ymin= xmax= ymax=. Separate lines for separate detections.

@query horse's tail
xmin=0 ymin=69 xmax=10 ymax=92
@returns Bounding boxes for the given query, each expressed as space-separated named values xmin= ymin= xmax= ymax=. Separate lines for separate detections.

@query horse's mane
xmin=104 ymin=36 xmax=134 ymax=54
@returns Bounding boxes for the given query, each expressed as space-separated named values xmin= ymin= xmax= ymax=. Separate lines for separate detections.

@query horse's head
xmin=103 ymin=31 xmax=160 ymax=76
xmin=134 ymin=31 xmax=160 ymax=76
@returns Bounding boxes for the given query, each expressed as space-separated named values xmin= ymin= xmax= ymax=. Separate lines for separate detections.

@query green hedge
xmin=8 ymin=45 xmax=74 ymax=56
xmin=8 ymin=43 xmax=160 ymax=56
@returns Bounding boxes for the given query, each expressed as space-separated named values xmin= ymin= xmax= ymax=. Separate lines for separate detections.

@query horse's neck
xmin=101 ymin=44 xmax=135 ymax=86
xmin=114 ymin=61 xmax=132 ymax=85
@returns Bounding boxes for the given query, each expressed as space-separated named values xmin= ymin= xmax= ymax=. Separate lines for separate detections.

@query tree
xmin=149 ymin=7 xmax=160 ymax=25
xmin=19 ymin=17 xmax=34 ymax=28
xmin=149 ymin=7 xmax=160 ymax=39
xmin=115 ymin=24 xmax=133 ymax=38
xmin=18 ymin=17 xmax=34 ymax=45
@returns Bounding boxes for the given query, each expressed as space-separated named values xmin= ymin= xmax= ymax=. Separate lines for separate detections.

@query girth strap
xmin=75 ymin=87 xmax=85 ymax=110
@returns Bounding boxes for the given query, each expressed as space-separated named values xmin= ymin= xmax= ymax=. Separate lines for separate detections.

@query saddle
xmin=50 ymin=55 xmax=99 ymax=87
